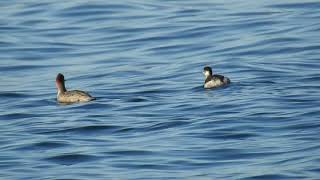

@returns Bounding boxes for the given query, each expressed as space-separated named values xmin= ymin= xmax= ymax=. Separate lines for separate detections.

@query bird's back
xmin=204 ymin=74 xmax=230 ymax=89
xmin=58 ymin=90 xmax=95 ymax=103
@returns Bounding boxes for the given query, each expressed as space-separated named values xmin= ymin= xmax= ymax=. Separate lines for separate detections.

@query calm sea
xmin=1 ymin=0 xmax=320 ymax=179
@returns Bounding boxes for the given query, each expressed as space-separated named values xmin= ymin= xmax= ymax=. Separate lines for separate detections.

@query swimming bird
xmin=56 ymin=73 xmax=96 ymax=103
xmin=203 ymin=66 xmax=230 ymax=89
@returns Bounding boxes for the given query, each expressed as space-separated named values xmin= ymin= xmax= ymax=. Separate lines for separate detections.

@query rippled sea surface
xmin=1 ymin=0 xmax=320 ymax=179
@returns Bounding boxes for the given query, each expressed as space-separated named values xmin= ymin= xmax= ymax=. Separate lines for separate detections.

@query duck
xmin=56 ymin=73 xmax=96 ymax=103
xmin=203 ymin=66 xmax=230 ymax=89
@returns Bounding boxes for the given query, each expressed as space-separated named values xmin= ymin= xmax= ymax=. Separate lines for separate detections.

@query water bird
xmin=203 ymin=66 xmax=230 ymax=89
xmin=56 ymin=73 xmax=96 ymax=103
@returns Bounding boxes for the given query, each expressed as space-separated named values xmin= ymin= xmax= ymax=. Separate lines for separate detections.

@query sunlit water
xmin=1 ymin=0 xmax=320 ymax=179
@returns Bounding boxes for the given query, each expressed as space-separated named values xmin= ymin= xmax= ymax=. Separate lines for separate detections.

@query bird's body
xmin=56 ymin=73 xmax=95 ymax=103
xmin=203 ymin=66 xmax=230 ymax=89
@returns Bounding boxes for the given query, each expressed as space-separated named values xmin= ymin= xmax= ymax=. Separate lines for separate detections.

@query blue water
xmin=1 ymin=0 xmax=320 ymax=179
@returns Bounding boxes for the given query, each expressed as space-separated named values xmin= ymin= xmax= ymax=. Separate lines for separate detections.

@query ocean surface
xmin=1 ymin=0 xmax=320 ymax=179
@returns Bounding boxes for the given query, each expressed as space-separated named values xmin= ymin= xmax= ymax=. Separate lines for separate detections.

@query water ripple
xmin=44 ymin=154 xmax=99 ymax=165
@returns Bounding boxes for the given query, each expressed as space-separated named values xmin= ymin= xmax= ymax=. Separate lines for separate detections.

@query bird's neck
xmin=205 ymin=74 xmax=213 ymax=83
xmin=56 ymin=81 xmax=67 ymax=94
